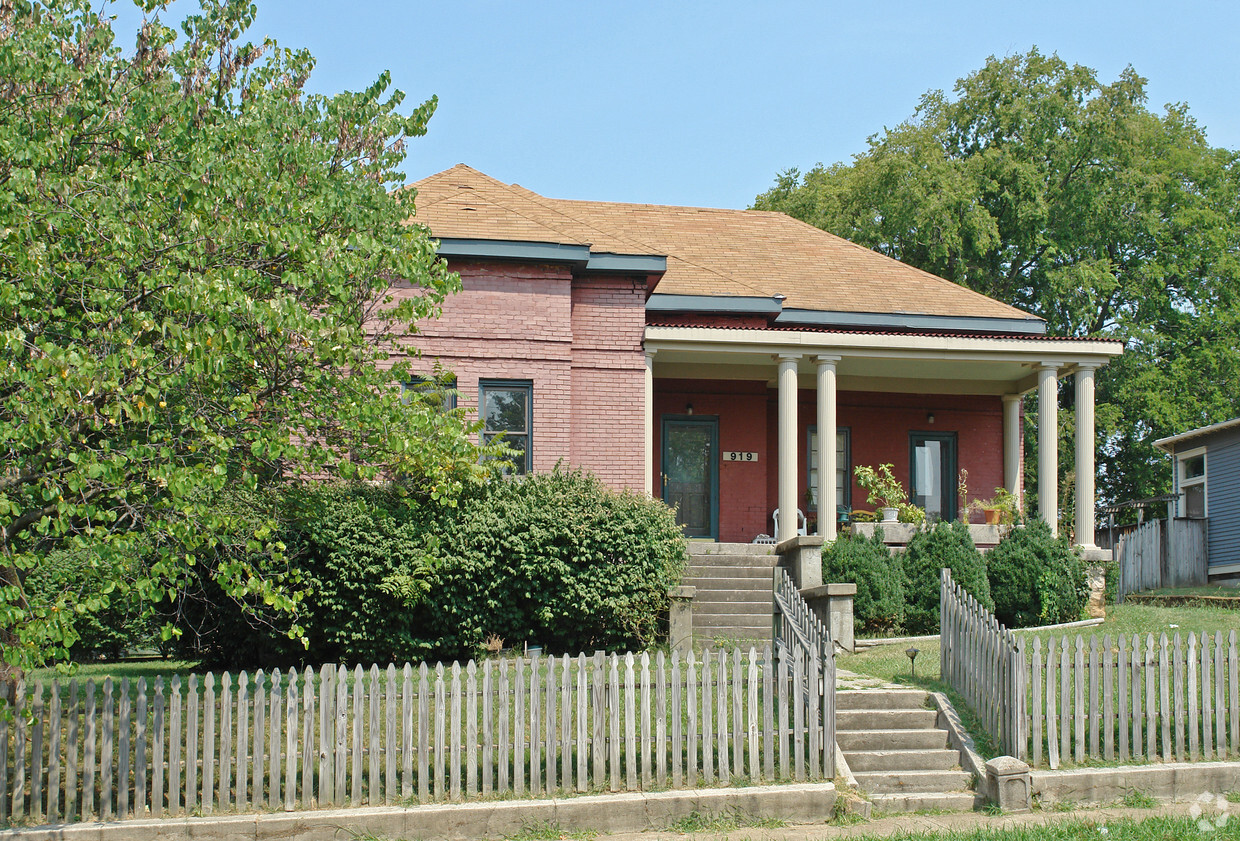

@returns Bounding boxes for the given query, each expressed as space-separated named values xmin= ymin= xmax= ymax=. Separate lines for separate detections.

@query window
xmin=807 ymin=427 xmax=851 ymax=512
xmin=404 ymin=374 xmax=457 ymax=412
xmin=1178 ymin=448 xmax=1206 ymax=518
xmin=480 ymin=380 xmax=532 ymax=474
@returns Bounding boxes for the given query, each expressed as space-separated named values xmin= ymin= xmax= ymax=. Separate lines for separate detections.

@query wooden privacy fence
xmin=1117 ymin=517 xmax=1208 ymax=600
xmin=939 ymin=568 xmax=1027 ymax=759
xmin=771 ymin=566 xmax=836 ymax=779
xmin=0 ymin=647 xmax=834 ymax=825
xmin=1025 ymin=630 xmax=1240 ymax=769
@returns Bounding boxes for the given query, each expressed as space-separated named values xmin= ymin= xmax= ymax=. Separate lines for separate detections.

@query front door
xmin=662 ymin=416 xmax=719 ymax=539
xmin=910 ymin=431 xmax=958 ymax=522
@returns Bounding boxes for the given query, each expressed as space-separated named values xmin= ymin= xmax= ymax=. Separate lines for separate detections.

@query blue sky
xmin=113 ymin=1 xmax=1240 ymax=209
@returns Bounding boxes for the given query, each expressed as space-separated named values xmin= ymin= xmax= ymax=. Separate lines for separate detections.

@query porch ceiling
xmin=645 ymin=326 xmax=1122 ymax=396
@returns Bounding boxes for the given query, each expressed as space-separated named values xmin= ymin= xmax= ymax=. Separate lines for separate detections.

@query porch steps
xmin=682 ymin=542 xmax=777 ymax=644
xmin=836 ymin=689 xmax=978 ymax=814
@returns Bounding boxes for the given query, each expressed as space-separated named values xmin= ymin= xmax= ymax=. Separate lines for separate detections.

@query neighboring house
xmin=394 ymin=165 xmax=1122 ymax=548
xmin=1154 ymin=418 xmax=1240 ymax=580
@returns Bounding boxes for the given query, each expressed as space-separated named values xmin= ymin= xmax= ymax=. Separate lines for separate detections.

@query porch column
xmin=777 ymin=353 xmax=801 ymax=542
xmin=816 ymin=355 xmax=840 ymax=541
xmin=1002 ymin=394 xmax=1022 ymax=511
xmin=1037 ymin=363 xmax=1060 ymax=535
xmin=644 ymin=350 xmax=655 ymax=496
xmin=1075 ymin=364 xmax=1098 ymax=548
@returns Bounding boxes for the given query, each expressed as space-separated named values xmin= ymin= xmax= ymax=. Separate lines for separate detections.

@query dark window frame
xmin=807 ymin=425 xmax=851 ymax=512
xmin=909 ymin=430 xmax=958 ymax=522
xmin=479 ymin=379 xmax=534 ymax=474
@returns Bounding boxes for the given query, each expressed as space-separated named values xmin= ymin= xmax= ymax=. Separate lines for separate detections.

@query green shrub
xmin=1102 ymin=558 xmax=1119 ymax=605
xmin=25 ymin=548 xmax=157 ymax=660
xmin=902 ymin=521 xmax=991 ymax=634
xmin=986 ymin=519 xmax=1088 ymax=628
xmin=176 ymin=469 xmax=687 ymax=668
xmin=822 ymin=530 xmax=906 ymax=633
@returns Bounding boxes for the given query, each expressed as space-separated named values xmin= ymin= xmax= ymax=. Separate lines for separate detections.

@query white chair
xmin=771 ymin=508 xmax=808 ymax=541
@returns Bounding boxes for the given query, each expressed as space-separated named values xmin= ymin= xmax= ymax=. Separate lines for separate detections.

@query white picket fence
xmin=0 ymin=647 xmax=834 ymax=825
xmin=939 ymin=568 xmax=1027 ymax=758
xmin=771 ymin=566 xmax=836 ymax=779
xmin=1026 ymin=630 xmax=1240 ymax=769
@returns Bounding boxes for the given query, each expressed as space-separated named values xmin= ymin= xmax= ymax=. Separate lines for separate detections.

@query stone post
xmin=802 ymin=583 xmax=855 ymax=652
xmin=668 ymin=585 xmax=696 ymax=654
xmin=985 ymin=756 xmax=1032 ymax=813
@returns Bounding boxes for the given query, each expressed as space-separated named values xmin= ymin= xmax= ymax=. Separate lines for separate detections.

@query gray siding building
xmin=1154 ymin=418 xmax=1240 ymax=578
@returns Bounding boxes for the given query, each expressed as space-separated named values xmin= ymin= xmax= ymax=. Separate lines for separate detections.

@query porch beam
xmin=816 ymin=355 xmax=841 ymax=541
xmin=1037 ymin=363 xmax=1061 ymax=534
xmin=1075 ymin=364 xmax=1098 ymax=548
xmin=644 ymin=350 xmax=655 ymax=496
xmin=777 ymin=353 xmax=801 ymax=542
xmin=1003 ymin=394 xmax=1022 ymax=512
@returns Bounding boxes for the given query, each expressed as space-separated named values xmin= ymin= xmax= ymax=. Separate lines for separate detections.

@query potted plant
xmin=970 ymin=487 xmax=1019 ymax=525
xmin=854 ymin=463 xmax=908 ymax=524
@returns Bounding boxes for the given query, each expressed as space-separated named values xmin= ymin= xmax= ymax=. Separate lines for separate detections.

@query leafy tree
xmin=0 ymin=0 xmax=496 ymax=672
xmin=756 ymin=49 xmax=1240 ymax=515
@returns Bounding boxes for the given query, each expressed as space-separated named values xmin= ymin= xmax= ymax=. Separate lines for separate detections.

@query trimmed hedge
xmin=821 ymin=529 xmax=906 ymax=634
xmin=986 ymin=519 xmax=1088 ymax=627
xmin=174 ymin=469 xmax=687 ymax=668
xmin=902 ymin=520 xmax=991 ymax=634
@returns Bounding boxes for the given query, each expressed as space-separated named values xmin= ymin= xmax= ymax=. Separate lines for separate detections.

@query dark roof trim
xmin=647 ymin=294 xmax=784 ymax=315
xmin=436 ymin=238 xmax=666 ymax=274
xmin=774 ymin=308 xmax=1047 ymax=335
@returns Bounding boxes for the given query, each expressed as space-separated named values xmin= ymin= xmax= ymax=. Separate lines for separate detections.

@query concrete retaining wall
xmin=1033 ymin=761 xmax=1240 ymax=806
xmin=3 ymin=783 xmax=837 ymax=841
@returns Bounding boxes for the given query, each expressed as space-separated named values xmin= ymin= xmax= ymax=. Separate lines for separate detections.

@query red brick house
xmin=398 ymin=165 xmax=1121 ymax=549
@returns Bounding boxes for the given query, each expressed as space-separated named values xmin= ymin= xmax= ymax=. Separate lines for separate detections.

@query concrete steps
xmin=682 ymin=542 xmax=777 ymax=644
xmin=835 ymin=689 xmax=977 ymax=813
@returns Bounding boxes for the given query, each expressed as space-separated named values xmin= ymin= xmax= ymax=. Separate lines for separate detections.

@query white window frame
xmin=1176 ymin=446 xmax=1207 ymax=518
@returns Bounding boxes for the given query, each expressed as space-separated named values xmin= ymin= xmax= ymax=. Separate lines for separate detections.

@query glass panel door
xmin=910 ymin=432 xmax=957 ymax=522
xmin=662 ymin=417 xmax=718 ymax=539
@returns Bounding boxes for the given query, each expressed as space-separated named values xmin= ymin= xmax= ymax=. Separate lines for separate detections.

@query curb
xmin=1 ymin=782 xmax=837 ymax=841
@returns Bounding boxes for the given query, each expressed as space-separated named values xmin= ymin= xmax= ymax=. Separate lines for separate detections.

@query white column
xmin=816 ymin=355 xmax=840 ymax=541
xmin=1037 ymin=363 xmax=1060 ymax=535
xmin=1075 ymin=364 xmax=1098 ymax=548
xmin=1002 ymin=394 xmax=1022 ymax=512
xmin=777 ymin=354 xmax=801 ymax=543
xmin=644 ymin=350 xmax=655 ymax=497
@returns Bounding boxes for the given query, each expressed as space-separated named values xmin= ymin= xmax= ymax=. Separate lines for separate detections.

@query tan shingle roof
xmin=407 ymin=165 xmax=1038 ymax=322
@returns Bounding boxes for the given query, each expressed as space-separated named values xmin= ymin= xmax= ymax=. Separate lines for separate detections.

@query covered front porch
xmin=642 ymin=325 xmax=1122 ymax=549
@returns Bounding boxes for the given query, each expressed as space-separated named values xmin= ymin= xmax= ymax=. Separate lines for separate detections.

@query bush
xmin=902 ymin=521 xmax=991 ymax=634
xmin=175 ymin=469 xmax=687 ymax=668
xmin=986 ymin=519 xmax=1088 ymax=628
xmin=822 ymin=529 xmax=906 ymax=633
xmin=24 ymin=548 xmax=157 ymax=660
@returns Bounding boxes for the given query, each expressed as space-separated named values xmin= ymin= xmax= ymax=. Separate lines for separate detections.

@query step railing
xmin=772 ymin=566 xmax=836 ymax=776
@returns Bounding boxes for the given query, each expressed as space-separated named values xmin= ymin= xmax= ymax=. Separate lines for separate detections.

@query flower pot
xmin=983 ymin=508 xmax=1002 ymax=525
xmin=880 ymin=507 xmax=900 ymax=524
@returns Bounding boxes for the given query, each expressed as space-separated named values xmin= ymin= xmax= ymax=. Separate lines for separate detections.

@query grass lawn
xmin=843 ymin=602 xmax=1240 ymax=687
xmin=838 ymin=816 xmax=1240 ymax=841
xmin=30 ymin=657 xmax=200 ymax=685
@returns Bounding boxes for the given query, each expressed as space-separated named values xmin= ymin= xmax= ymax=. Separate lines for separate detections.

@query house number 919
xmin=723 ymin=452 xmax=758 ymax=462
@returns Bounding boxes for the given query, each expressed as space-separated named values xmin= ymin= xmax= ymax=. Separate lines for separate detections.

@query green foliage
xmin=822 ymin=530 xmax=906 ymax=633
xmin=756 ymin=49 xmax=1240 ymax=515
xmin=1103 ymin=559 xmax=1119 ymax=605
xmin=0 ymin=0 xmax=500 ymax=671
xmin=425 ymin=468 xmax=687 ymax=660
xmin=902 ymin=521 xmax=990 ymax=634
xmin=986 ymin=520 xmax=1088 ymax=628
xmin=854 ymin=463 xmax=908 ymax=510
xmin=176 ymin=470 xmax=687 ymax=668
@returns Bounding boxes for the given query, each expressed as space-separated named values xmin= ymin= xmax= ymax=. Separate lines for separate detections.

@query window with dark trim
xmin=807 ymin=426 xmax=851 ymax=512
xmin=404 ymin=374 xmax=458 ymax=412
xmin=480 ymin=380 xmax=533 ymax=474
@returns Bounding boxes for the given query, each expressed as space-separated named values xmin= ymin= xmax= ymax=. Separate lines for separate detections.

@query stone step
xmin=852 ymin=769 xmax=972 ymax=794
xmin=835 ymin=709 xmax=938 ymax=731
xmin=842 ymin=748 xmax=961 ymax=772
xmin=836 ymin=729 xmax=950 ymax=751
xmin=694 ymin=603 xmax=773 ymax=618
xmin=869 ymin=792 xmax=979 ymax=814
xmin=836 ymin=690 xmax=930 ymax=711
xmin=685 ymin=564 xmax=777 ymax=578
xmin=688 ymin=543 xmax=778 ymax=558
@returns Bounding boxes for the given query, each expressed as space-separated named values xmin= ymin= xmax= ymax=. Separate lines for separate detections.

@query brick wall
xmin=388 ymin=260 xmax=648 ymax=489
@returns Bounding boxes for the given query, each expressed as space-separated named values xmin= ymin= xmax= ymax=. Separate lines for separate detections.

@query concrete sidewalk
xmin=596 ymin=801 xmax=1209 ymax=841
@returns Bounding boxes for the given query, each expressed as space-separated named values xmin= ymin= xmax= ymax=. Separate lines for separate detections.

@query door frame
xmin=909 ymin=430 xmax=958 ymax=522
xmin=661 ymin=414 xmax=720 ymax=540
